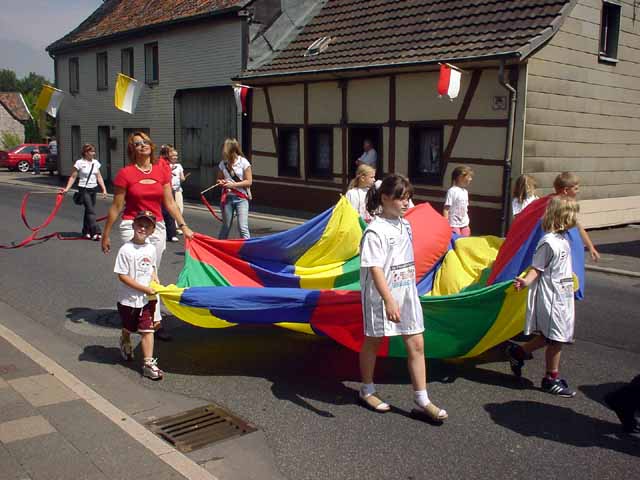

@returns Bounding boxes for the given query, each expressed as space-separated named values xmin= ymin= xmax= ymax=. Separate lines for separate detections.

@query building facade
xmin=239 ymin=0 xmax=640 ymax=233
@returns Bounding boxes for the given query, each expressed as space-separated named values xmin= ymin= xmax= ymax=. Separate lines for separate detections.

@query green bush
xmin=1 ymin=131 xmax=22 ymax=150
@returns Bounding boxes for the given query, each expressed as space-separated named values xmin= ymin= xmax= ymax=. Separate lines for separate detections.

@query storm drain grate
xmin=147 ymin=404 xmax=257 ymax=452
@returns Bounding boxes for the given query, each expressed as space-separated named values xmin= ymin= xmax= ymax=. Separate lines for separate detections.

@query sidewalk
xmin=0 ymin=322 xmax=212 ymax=480
xmin=0 ymin=299 xmax=285 ymax=480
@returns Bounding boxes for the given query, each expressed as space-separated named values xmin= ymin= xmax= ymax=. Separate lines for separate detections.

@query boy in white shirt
xmin=114 ymin=210 xmax=163 ymax=380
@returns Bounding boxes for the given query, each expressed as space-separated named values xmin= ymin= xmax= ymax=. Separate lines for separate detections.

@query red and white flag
xmin=437 ymin=64 xmax=462 ymax=100
xmin=233 ymin=85 xmax=249 ymax=116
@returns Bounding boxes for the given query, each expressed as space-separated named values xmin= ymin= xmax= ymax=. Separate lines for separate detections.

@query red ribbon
xmin=0 ymin=192 xmax=107 ymax=249
xmin=200 ymin=187 xmax=249 ymax=223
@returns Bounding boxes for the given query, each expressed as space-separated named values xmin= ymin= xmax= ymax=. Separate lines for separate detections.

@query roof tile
xmin=0 ymin=93 xmax=31 ymax=122
xmin=48 ymin=0 xmax=248 ymax=52
xmin=245 ymin=0 xmax=572 ymax=77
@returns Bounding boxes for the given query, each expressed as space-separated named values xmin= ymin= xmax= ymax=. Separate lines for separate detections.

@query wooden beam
xmin=340 ymin=79 xmax=348 ymax=188
xmin=263 ymin=87 xmax=279 ymax=158
xmin=443 ymin=70 xmax=482 ymax=161
xmin=388 ymin=75 xmax=396 ymax=173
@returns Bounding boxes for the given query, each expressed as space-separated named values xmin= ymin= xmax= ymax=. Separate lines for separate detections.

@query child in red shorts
xmin=114 ymin=211 xmax=163 ymax=380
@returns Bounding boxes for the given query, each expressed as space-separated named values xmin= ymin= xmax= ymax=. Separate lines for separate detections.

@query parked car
xmin=0 ymin=144 xmax=49 ymax=173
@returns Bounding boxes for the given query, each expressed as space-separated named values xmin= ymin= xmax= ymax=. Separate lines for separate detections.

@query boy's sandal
xmin=412 ymin=401 xmax=448 ymax=422
xmin=358 ymin=392 xmax=391 ymax=413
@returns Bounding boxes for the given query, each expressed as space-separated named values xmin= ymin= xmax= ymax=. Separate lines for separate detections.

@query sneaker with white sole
xmin=119 ymin=335 xmax=133 ymax=361
xmin=541 ymin=377 xmax=576 ymax=397
xmin=142 ymin=358 xmax=164 ymax=380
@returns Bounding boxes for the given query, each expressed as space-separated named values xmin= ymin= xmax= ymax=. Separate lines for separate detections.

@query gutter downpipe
xmin=499 ymin=60 xmax=517 ymax=237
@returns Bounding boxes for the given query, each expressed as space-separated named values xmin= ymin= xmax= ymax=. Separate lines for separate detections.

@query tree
xmin=0 ymin=69 xmax=54 ymax=142
xmin=18 ymin=72 xmax=49 ymax=96
xmin=0 ymin=69 xmax=19 ymax=92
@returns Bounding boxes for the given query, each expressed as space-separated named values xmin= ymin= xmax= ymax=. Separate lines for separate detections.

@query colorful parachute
xmin=156 ymin=195 xmax=584 ymax=358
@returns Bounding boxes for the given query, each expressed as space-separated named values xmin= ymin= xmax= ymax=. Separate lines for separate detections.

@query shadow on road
xmin=596 ymin=240 xmax=640 ymax=259
xmin=485 ymin=400 xmax=640 ymax=457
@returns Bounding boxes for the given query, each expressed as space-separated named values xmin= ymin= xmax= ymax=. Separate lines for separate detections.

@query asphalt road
xmin=1 ymin=181 xmax=639 ymax=479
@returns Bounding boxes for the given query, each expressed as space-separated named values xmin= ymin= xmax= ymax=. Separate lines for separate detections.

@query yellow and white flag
xmin=35 ymin=85 xmax=64 ymax=117
xmin=114 ymin=73 xmax=142 ymax=114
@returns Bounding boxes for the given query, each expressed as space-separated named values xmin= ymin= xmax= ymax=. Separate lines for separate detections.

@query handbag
xmin=72 ymin=162 xmax=95 ymax=205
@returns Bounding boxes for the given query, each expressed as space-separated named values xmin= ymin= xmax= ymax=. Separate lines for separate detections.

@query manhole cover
xmin=147 ymin=404 xmax=257 ymax=452
xmin=0 ymin=364 xmax=17 ymax=375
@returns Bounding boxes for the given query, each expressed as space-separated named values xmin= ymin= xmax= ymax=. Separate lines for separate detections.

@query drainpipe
xmin=498 ymin=60 xmax=517 ymax=237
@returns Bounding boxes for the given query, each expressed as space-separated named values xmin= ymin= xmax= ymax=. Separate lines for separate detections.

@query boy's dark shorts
xmin=117 ymin=300 xmax=157 ymax=333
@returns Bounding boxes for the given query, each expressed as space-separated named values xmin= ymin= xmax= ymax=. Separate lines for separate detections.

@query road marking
xmin=0 ymin=321 xmax=219 ymax=480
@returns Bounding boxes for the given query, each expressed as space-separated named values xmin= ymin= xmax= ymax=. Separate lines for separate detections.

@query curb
xmin=0 ymin=177 xmax=305 ymax=226
xmin=585 ymin=264 xmax=640 ymax=278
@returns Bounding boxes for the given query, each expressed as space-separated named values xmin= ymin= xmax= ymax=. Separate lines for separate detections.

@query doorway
xmin=348 ymin=126 xmax=383 ymax=179
xmin=98 ymin=126 xmax=112 ymax=183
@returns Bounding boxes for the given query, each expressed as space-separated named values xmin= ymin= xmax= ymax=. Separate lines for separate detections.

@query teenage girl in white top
xmin=512 ymin=174 xmax=539 ymax=217
xmin=358 ymin=174 xmax=447 ymax=422
xmin=345 ymin=164 xmax=376 ymax=223
xmin=61 ymin=143 xmax=107 ymax=240
xmin=216 ymin=138 xmax=253 ymax=239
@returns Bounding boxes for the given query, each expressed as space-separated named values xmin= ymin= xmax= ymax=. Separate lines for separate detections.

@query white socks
xmin=414 ymin=389 xmax=430 ymax=407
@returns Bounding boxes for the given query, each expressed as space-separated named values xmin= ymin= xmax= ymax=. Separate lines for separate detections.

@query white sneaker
xmin=119 ymin=335 xmax=133 ymax=361
xmin=170 ymin=236 xmax=179 ymax=242
xmin=142 ymin=358 xmax=163 ymax=380
xmin=177 ymin=229 xmax=183 ymax=235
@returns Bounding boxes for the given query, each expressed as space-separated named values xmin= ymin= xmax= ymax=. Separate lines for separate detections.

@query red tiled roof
xmin=243 ymin=0 xmax=575 ymax=78
xmin=0 ymin=93 xmax=31 ymax=123
xmin=48 ymin=0 xmax=251 ymax=53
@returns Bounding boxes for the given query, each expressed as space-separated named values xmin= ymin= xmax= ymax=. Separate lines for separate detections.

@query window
xmin=144 ymin=42 xmax=159 ymax=84
xmin=278 ymin=128 xmax=300 ymax=177
xmin=17 ymin=146 xmax=37 ymax=154
xmin=600 ymin=1 xmax=621 ymax=61
xmin=308 ymin=127 xmax=332 ymax=178
xmin=96 ymin=52 xmax=108 ymax=90
xmin=38 ymin=146 xmax=49 ymax=154
xmin=69 ymin=57 xmax=79 ymax=93
xmin=409 ymin=126 xmax=443 ymax=184
xmin=121 ymin=48 xmax=134 ymax=77
xmin=71 ymin=126 xmax=81 ymax=161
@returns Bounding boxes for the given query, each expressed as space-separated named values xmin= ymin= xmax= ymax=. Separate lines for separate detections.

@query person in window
xmin=216 ymin=138 xmax=252 ymax=240
xmin=356 ymin=139 xmax=377 ymax=169
xmin=61 ymin=143 xmax=107 ymax=240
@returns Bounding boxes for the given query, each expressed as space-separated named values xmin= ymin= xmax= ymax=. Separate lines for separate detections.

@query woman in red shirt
xmin=101 ymin=132 xmax=193 ymax=335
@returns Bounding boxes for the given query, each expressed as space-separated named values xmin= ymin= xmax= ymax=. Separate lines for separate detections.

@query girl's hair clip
xmin=374 ymin=179 xmax=382 ymax=190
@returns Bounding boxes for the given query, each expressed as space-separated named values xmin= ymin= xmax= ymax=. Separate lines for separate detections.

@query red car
xmin=0 ymin=144 xmax=49 ymax=173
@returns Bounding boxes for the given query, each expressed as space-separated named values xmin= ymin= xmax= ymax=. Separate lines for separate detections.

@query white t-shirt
xmin=171 ymin=163 xmax=184 ymax=192
xmin=114 ymin=241 xmax=157 ymax=308
xmin=525 ymin=232 xmax=575 ymax=343
xmin=74 ymin=159 xmax=101 ymax=188
xmin=444 ymin=185 xmax=469 ymax=228
xmin=358 ymin=149 xmax=377 ymax=167
xmin=360 ymin=217 xmax=424 ymax=337
xmin=512 ymin=195 xmax=538 ymax=216
xmin=346 ymin=187 xmax=372 ymax=223
xmin=218 ymin=156 xmax=251 ymax=197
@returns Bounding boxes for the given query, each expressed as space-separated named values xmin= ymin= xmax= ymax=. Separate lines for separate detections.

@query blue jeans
xmin=218 ymin=195 xmax=250 ymax=239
